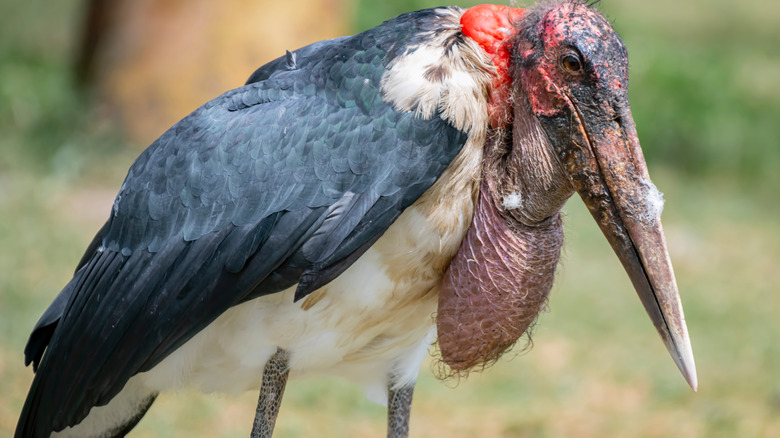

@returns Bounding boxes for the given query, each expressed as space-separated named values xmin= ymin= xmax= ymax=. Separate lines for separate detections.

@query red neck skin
xmin=460 ymin=4 xmax=525 ymax=128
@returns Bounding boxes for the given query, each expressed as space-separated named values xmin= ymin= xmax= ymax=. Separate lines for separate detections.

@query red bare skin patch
xmin=524 ymin=3 xmax=629 ymax=117
xmin=460 ymin=4 xmax=525 ymax=127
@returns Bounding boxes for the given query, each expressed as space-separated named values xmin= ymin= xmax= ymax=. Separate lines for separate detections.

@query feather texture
xmin=17 ymin=7 xmax=495 ymax=438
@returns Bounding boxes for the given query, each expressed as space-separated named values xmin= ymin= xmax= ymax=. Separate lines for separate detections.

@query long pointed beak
xmin=565 ymin=103 xmax=697 ymax=391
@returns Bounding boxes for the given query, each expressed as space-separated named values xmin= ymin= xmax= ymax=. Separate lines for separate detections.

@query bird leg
xmin=250 ymin=348 xmax=290 ymax=438
xmin=387 ymin=382 xmax=415 ymax=438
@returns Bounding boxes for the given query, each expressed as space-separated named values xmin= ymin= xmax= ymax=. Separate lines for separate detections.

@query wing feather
xmin=17 ymin=8 xmax=471 ymax=437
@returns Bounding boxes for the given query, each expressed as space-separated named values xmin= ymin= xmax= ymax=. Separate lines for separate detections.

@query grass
xmin=2 ymin=164 xmax=778 ymax=437
xmin=2 ymin=0 xmax=780 ymax=436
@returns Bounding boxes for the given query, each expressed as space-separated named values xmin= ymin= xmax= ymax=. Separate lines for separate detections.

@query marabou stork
xmin=16 ymin=2 xmax=697 ymax=437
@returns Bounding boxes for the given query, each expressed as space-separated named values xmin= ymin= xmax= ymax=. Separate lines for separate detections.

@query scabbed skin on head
xmin=436 ymin=0 xmax=630 ymax=375
xmin=514 ymin=0 xmax=630 ymax=120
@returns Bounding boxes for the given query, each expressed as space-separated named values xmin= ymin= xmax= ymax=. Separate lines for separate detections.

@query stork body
xmin=17 ymin=3 xmax=696 ymax=438
xmin=19 ymin=8 xmax=490 ymax=437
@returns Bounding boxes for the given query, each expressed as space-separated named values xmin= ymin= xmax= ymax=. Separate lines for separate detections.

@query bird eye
xmin=561 ymin=53 xmax=583 ymax=73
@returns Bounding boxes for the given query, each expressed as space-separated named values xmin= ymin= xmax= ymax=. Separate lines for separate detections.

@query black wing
xmin=17 ymin=9 xmax=468 ymax=438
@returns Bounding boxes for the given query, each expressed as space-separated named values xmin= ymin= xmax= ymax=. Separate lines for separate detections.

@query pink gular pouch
xmin=437 ymin=177 xmax=563 ymax=371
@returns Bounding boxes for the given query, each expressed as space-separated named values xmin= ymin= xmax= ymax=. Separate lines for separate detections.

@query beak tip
xmin=672 ymin=336 xmax=698 ymax=392
xmin=683 ymin=365 xmax=698 ymax=392
xmin=684 ymin=362 xmax=698 ymax=392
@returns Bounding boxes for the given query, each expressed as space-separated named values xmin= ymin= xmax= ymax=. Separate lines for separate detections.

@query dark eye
xmin=561 ymin=53 xmax=583 ymax=73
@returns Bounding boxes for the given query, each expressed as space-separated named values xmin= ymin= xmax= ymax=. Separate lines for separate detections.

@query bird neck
xmin=483 ymin=108 xmax=574 ymax=228
xmin=436 ymin=108 xmax=572 ymax=372
xmin=461 ymin=4 xmax=574 ymax=225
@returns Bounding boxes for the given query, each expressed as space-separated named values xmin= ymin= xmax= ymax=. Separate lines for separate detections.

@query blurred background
xmin=1 ymin=0 xmax=778 ymax=436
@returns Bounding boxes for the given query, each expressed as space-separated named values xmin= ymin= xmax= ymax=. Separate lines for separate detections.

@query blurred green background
xmin=1 ymin=0 xmax=779 ymax=437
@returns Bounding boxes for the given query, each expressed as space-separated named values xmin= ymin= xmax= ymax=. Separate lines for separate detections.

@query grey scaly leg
xmin=387 ymin=382 xmax=415 ymax=438
xmin=250 ymin=349 xmax=290 ymax=438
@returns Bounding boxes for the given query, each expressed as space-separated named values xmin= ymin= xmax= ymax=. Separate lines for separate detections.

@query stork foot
xmin=250 ymin=348 xmax=290 ymax=438
xmin=387 ymin=383 xmax=415 ymax=438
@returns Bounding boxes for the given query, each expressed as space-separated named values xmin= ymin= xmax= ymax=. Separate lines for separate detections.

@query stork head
xmin=508 ymin=1 xmax=697 ymax=389
xmin=446 ymin=2 xmax=695 ymax=389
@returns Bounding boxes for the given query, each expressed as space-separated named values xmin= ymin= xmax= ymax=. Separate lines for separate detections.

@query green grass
xmin=2 ymin=165 xmax=778 ymax=437
xmin=2 ymin=0 xmax=780 ymax=436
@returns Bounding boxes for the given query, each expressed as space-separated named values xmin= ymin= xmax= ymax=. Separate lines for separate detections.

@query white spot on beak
xmin=502 ymin=191 xmax=523 ymax=210
xmin=641 ymin=178 xmax=665 ymax=223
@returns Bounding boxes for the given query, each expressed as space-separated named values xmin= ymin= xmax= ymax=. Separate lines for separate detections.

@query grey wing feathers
xmin=17 ymin=9 xmax=469 ymax=438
